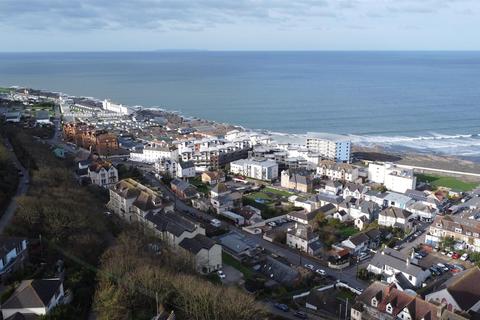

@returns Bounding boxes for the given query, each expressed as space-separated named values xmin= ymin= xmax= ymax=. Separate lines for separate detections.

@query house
xmin=144 ymin=212 xmax=205 ymax=248
xmin=407 ymin=201 xmax=437 ymax=222
xmin=130 ymin=143 xmax=178 ymax=163
xmin=177 ymin=161 xmax=196 ymax=178
xmin=155 ymin=158 xmax=177 ymax=178
xmin=343 ymin=183 xmax=369 ymax=200
xmin=368 ymin=162 xmax=416 ymax=193
xmin=4 ymin=112 xmax=21 ymax=123
xmin=367 ymin=248 xmax=430 ymax=288
xmin=333 ymin=210 xmax=349 ymax=222
xmin=107 ymin=178 xmax=174 ymax=222
xmin=351 ymin=281 xmax=468 ymax=320
xmin=201 ymin=171 xmax=225 ymax=185
xmin=35 ymin=110 xmax=51 ymax=124
xmin=87 ymin=160 xmax=118 ymax=188
xmin=350 ymin=200 xmax=381 ymax=221
xmin=341 ymin=233 xmax=370 ymax=255
xmin=170 ymin=179 xmax=199 ymax=200
xmin=179 ymin=234 xmax=222 ymax=274
xmin=316 ymin=160 xmax=358 ymax=181
xmin=365 ymin=229 xmax=382 ymax=249
xmin=210 ymin=183 xmax=242 ymax=213
xmin=425 ymin=213 xmax=480 ymax=252
xmin=287 ymin=209 xmax=317 ymax=226
xmin=426 ymin=267 xmax=480 ymax=314
xmin=383 ymin=192 xmax=414 ymax=209
xmin=230 ymin=158 xmax=278 ymax=181
xmin=1 ymin=278 xmax=64 ymax=319
xmin=355 ymin=216 xmax=370 ymax=231
xmin=286 ymin=224 xmax=322 ymax=255
xmin=0 ymin=237 xmax=28 ymax=282
xmin=323 ymin=180 xmax=343 ymax=195
xmin=378 ymin=207 xmax=414 ymax=230
xmin=280 ymin=169 xmax=313 ymax=193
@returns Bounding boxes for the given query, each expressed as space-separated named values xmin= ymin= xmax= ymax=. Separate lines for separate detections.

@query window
xmin=371 ymin=298 xmax=377 ymax=307
xmin=386 ymin=304 xmax=393 ymax=314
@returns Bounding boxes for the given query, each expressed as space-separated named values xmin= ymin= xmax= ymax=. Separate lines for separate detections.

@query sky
xmin=0 ymin=0 xmax=479 ymax=51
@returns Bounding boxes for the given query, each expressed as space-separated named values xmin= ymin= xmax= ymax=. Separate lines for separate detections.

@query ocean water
xmin=1 ymin=51 xmax=480 ymax=158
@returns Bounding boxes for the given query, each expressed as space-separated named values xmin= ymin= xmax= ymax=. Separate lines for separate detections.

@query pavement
xmin=221 ymin=265 xmax=243 ymax=285
xmin=0 ymin=138 xmax=30 ymax=234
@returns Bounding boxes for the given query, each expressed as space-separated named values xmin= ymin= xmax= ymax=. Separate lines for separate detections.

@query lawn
xmin=244 ymin=191 xmax=272 ymax=201
xmin=189 ymin=177 xmax=209 ymax=194
xmin=0 ymin=87 xmax=13 ymax=94
xmin=416 ymin=173 xmax=479 ymax=192
xmin=338 ymin=226 xmax=357 ymax=238
xmin=222 ymin=252 xmax=254 ymax=279
xmin=263 ymin=187 xmax=294 ymax=197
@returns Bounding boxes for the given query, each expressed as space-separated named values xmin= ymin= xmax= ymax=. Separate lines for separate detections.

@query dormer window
xmin=386 ymin=303 xmax=393 ymax=314
xmin=371 ymin=298 xmax=378 ymax=307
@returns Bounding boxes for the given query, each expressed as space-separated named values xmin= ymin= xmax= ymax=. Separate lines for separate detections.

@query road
xmin=142 ymin=171 xmax=368 ymax=290
xmin=0 ymin=138 xmax=30 ymax=234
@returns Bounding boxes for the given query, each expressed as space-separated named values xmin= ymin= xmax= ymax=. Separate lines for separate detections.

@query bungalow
xmin=179 ymin=234 xmax=222 ymax=274
xmin=1 ymin=278 xmax=65 ymax=319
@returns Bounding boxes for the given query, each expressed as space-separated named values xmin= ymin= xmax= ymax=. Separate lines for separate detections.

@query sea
xmin=1 ymin=51 xmax=480 ymax=161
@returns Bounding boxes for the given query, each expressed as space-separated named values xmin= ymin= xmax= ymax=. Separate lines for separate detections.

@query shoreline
xmin=3 ymin=85 xmax=480 ymax=178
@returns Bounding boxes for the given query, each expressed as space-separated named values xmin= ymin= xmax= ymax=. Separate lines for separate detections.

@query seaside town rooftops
xmin=369 ymin=248 xmax=426 ymax=275
xmin=384 ymin=192 xmax=413 ymax=204
xmin=145 ymin=212 xmax=197 ymax=237
xmin=111 ymin=178 xmax=165 ymax=211
xmin=287 ymin=225 xmax=318 ymax=241
xmin=348 ymin=233 xmax=370 ymax=246
xmin=432 ymin=267 xmax=480 ymax=311
xmin=380 ymin=207 xmax=413 ymax=219
xmin=88 ymin=160 xmax=114 ymax=173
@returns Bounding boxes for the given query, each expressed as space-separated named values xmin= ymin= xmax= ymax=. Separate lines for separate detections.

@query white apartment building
xmin=368 ymin=162 xmax=416 ymax=193
xmin=230 ymin=158 xmax=279 ymax=181
xmin=306 ymin=134 xmax=351 ymax=163
xmin=102 ymin=99 xmax=131 ymax=115
xmin=130 ymin=143 xmax=178 ymax=164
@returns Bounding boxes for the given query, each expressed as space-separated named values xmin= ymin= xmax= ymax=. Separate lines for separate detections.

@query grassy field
xmin=416 ymin=173 xmax=479 ymax=192
xmin=0 ymin=87 xmax=13 ymax=94
xmin=263 ymin=187 xmax=294 ymax=197
xmin=222 ymin=252 xmax=253 ymax=279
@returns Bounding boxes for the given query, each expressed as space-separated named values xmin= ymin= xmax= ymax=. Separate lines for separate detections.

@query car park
xmin=274 ymin=303 xmax=289 ymax=312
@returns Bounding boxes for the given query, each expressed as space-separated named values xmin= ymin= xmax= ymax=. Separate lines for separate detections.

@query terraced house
xmin=426 ymin=212 xmax=480 ymax=252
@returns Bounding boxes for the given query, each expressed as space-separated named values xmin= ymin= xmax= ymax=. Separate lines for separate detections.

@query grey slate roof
xmin=179 ymin=234 xmax=216 ymax=254
xmin=369 ymin=248 xmax=425 ymax=276
xmin=2 ymin=279 xmax=62 ymax=309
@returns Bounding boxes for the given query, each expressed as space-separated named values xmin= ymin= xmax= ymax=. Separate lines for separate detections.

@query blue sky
xmin=0 ymin=0 xmax=479 ymax=51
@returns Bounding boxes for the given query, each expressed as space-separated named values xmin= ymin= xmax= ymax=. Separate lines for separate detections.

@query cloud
xmin=0 ymin=0 xmax=477 ymax=32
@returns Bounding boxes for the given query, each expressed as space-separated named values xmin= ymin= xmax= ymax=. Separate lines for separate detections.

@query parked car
xmin=429 ymin=267 xmax=439 ymax=276
xmin=304 ymin=264 xmax=315 ymax=271
xmin=447 ymin=251 xmax=454 ymax=258
xmin=294 ymin=311 xmax=308 ymax=319
xmin=452 ymin=252 xmax=461 ymax=259
xmin=460 ymin=253 xmax=469 ymax=261
xmin=274 ymin=303 xmax=289 ymax=312
xmin=440 ymin=251 xmax=447 ymax=255
xmin=315 ymin=269 xmax=326 ymax=276
xmin=418 ymin=251 xmax=428 ymax=257
xmin=414 ymin=253 xmax=423 ymax=260
xmin=393 ymin=245 xmax=403 ymax=251
xmin=217 ymin=270 xmax=226 ymax=279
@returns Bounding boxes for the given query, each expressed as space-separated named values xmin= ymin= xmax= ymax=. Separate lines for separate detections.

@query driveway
xmin=221 ymin=265 xmax=244 ymax=285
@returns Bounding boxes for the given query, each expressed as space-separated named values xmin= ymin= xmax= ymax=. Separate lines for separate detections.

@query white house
xmin=367 ymin=248 xmax=430 ymax=288
xmin=1 ymin=278 xmax=65 ymax=318
xmin=88 ymin=160 xmax=118 ymax=188
xmin=0 ymin=237 xmax=28 ymax=281
xmin=341 ymin=233 xmax=370 ymax=255
xmin=230 ymin=158 xmax=278 ymax=181
xmin=383 ymin=192 xmax=414 ymax=209
xmin=130 ymin=144 xmax=178 ymax=164
xmin=177 ymin=161 xmax=196 ymax=178
xmin=286 ymin=224 xmax=322 ymax=255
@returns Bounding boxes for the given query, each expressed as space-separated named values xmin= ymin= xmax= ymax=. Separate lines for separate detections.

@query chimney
xmin=406 ymin=257 xmax=410 ymax=266
xmin=386 ymin=283 xmax=395 ymax=295
xmin=437 ymin=302 xmax=447 ymax=318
